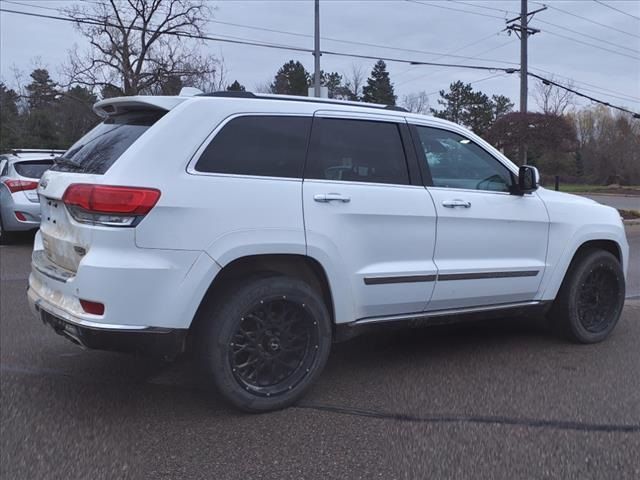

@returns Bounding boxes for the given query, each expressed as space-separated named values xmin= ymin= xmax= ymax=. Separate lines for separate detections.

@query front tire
xmin=548 ymin=249 xmax=625 ymax=344
xmin=199 ymin=275 xmax=332 ymax=412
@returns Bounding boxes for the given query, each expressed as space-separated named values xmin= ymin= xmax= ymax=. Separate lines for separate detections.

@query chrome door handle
xmin=442 ymin=199 xmax=471 ymax=208
xmin=314 ymin=193 xmax=351 ymax=203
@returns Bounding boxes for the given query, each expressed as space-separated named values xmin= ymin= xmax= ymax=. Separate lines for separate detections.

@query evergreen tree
xmin=271 ymin=61 xmax=310 ymax=96
xmin=0 ymin=83 xmax=21 ymax=150
xmin=431 ymin=81 xmax=514 ymax=135
xmin=362 ymin=60 xmax=396 ymax=106
xmin=25 ymin=69 xmax=59 ymax=110
xmin=227 ymin=80 xmax=246 ymax=92
xmin=24 ymin=69 xmax=60 ymax=148
xmin=431 ymin=81 xmax=473 ymax=125
xmin=492 ymin=94 xmax=514 ymax=120
xmin=321 ymin=71 xmax=343 ymax=99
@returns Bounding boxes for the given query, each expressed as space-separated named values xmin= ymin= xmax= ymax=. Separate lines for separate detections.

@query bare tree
xmin=340 ymin=64 xmax=365 ymax=101
xmin=402 ymin=91 xmax=429 ymax=114
xmin=534 ymin=77 xmax=574 ymax=116
xmin=187 ymin=55 xmax=228 ymax=93
xmin=254 ymin=80 xmax=273 ymax=94
xmin=64 ymin=0 xmax=218 ymax=96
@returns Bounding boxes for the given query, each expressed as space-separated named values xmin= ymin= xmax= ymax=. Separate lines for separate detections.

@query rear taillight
xmin=62 ymin=184 xmax=161 ymax=227
xmin=4 ymin=179 xmax=39 ymax=193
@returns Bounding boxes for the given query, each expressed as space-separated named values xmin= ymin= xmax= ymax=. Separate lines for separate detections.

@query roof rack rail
xmin=198 ymin=91 xmax=409 ymax=112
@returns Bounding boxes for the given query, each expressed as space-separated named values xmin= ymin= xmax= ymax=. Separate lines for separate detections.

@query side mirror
xmin=517 ymin=165 xmax=539 ymax=194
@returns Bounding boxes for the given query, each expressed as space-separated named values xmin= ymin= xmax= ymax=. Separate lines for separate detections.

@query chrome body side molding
xmin=350 ymin=301 xmax=545 ymax=326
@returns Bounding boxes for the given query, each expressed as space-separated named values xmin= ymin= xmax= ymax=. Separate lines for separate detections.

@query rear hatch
xmin=14 ymin=159 xmax=54 ymax=202
xmin=38 ymin=97 xmax=182 ymax=273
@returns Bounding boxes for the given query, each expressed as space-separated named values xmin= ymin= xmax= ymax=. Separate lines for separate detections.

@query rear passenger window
xmin=195 ymin=116 xmax=311 ymax=178
xmin=305 ymin=118 xmax=410 ymax=185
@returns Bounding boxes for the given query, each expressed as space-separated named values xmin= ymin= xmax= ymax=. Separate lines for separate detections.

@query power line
xmin=393 ymin=30 xmax=505 ymax=80
xmin=0 ymin=7 xmax=519 ymax=73
xmin=532 ymin=18 xmax=639 ymax=54
xmin=4 ymin=0 xmax=60 ymax=12
xmin=415 ymin=0 xmax=639 ymax=59
xmin=529 ymin=67 xmax=640 ymax=103
xmin=528 ymin=72 xmax=639 ymax=117
xmin=426 ymin=72 xmax=507 ymax=97
xmin=538 ymin=28 xmax=640 ymax=60
xmin=5 ymin=0 xmax=521 ymax=67
xmin=532 ymin=1 xmax=640 ymax=39
xmin=449 ymin=1 xmax=518 ymax=15
xmin=0 ymin=6 xmax=636 ymax=117
xmin=397 ymin=38 xmax=516 ymax=87
xmin=407 ymin=0 xmax=505 ymax=20
xmin=593 ymin=0 xmax=640 ymax=21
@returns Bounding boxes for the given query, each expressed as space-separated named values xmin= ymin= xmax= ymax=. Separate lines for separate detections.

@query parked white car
xmin=28 ymin=92 xmax=628 ymax=411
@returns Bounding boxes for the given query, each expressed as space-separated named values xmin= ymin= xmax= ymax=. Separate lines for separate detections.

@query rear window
xmin=195 ymin=116 xmax=312 ymax=178
xmin=14 ymin=160 xmax=53 ymax=179
xmin=52 ymin=111 xmax=165 ymax=175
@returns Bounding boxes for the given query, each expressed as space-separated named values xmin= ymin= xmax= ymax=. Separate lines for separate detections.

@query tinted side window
xmin=415 ymin=126 xmax=512 ymax=192
xmin=306 ymin=118 xmax=410 ymax=185
xmin=53 ymin=111 xmax=164 ymax=175
xmin=195 ymin=116 xmax=311 ymax=178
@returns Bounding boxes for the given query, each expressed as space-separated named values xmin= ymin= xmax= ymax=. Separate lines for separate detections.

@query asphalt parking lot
xmin=1 ymin=226 xmax=639 ymax=479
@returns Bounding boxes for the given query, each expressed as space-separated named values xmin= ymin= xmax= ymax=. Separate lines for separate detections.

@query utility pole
xmin=506 ymin=1 xmax=546 ymax=165
xmin=313 ymin=0 xmax=321 ymax=97
xmin=520 ymin=0 xmax=528 ymax=146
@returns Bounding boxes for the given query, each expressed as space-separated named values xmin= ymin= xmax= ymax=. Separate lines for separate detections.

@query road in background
xmin=580 ymin=194 xmax=640 ymax=211
xmin=1 ymin=229 xmax=639 ymax=479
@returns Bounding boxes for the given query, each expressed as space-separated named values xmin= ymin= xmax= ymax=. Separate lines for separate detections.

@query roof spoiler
xmin=93 ymin=96 xmax=187 ymax=117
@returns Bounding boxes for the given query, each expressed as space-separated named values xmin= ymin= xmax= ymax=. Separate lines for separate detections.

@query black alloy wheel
xmin=229 ymin=296 xmax=321 ymax=397
xmin=548 ymin=248 xmax=625 ymax=344
xmin=199 ymin=275 xmax=332 ymax=412
xmin=576 ymin=265 xmax=620 ymax=334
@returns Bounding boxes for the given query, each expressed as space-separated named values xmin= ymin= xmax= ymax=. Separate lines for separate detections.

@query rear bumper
xmin=0 ymin=195 xmax=40 ymax=231
xmin=28 ymin=288 xmax=187 ymax=357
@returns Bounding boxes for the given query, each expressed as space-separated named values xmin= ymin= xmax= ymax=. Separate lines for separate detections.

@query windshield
xmin=52 ymin=111 xmax=165 ymax=174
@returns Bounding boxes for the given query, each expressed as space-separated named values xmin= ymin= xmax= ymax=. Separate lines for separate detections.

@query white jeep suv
xmin=28 ymin=92 xmax=629 ymax=412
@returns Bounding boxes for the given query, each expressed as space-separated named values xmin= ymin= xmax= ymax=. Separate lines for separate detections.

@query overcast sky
xmin=1 ymin=0 xmax=638 ymax=113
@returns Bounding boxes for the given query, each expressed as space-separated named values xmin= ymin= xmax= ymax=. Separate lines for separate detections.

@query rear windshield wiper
xmin=54 ymin=157 xmax=85 ymax=171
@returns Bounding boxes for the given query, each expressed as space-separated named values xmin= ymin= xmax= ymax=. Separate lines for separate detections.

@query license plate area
xmin=39 ymin=196 xmax=84 ymax=272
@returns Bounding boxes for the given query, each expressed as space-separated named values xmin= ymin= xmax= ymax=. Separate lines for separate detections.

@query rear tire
xmin=0 ymin=215 xmax=16 ymax=245
xmin=548 ymin=249 xmax=625 ymax=344
xmin=199 ymin=275 xmax=332 ymax=412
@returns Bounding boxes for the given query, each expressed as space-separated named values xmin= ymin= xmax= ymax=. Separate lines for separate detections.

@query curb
xmin=623 ymin=219 xmax=640 ymax=225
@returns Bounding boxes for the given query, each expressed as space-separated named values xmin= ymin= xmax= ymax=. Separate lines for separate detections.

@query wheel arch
xmin=572 ymin=239 xmax=622 ymax=263
xmin=190 ymin=253 xmax=337 ymax=336
xmin=540 ymin=235 xmax=626 ymax=301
